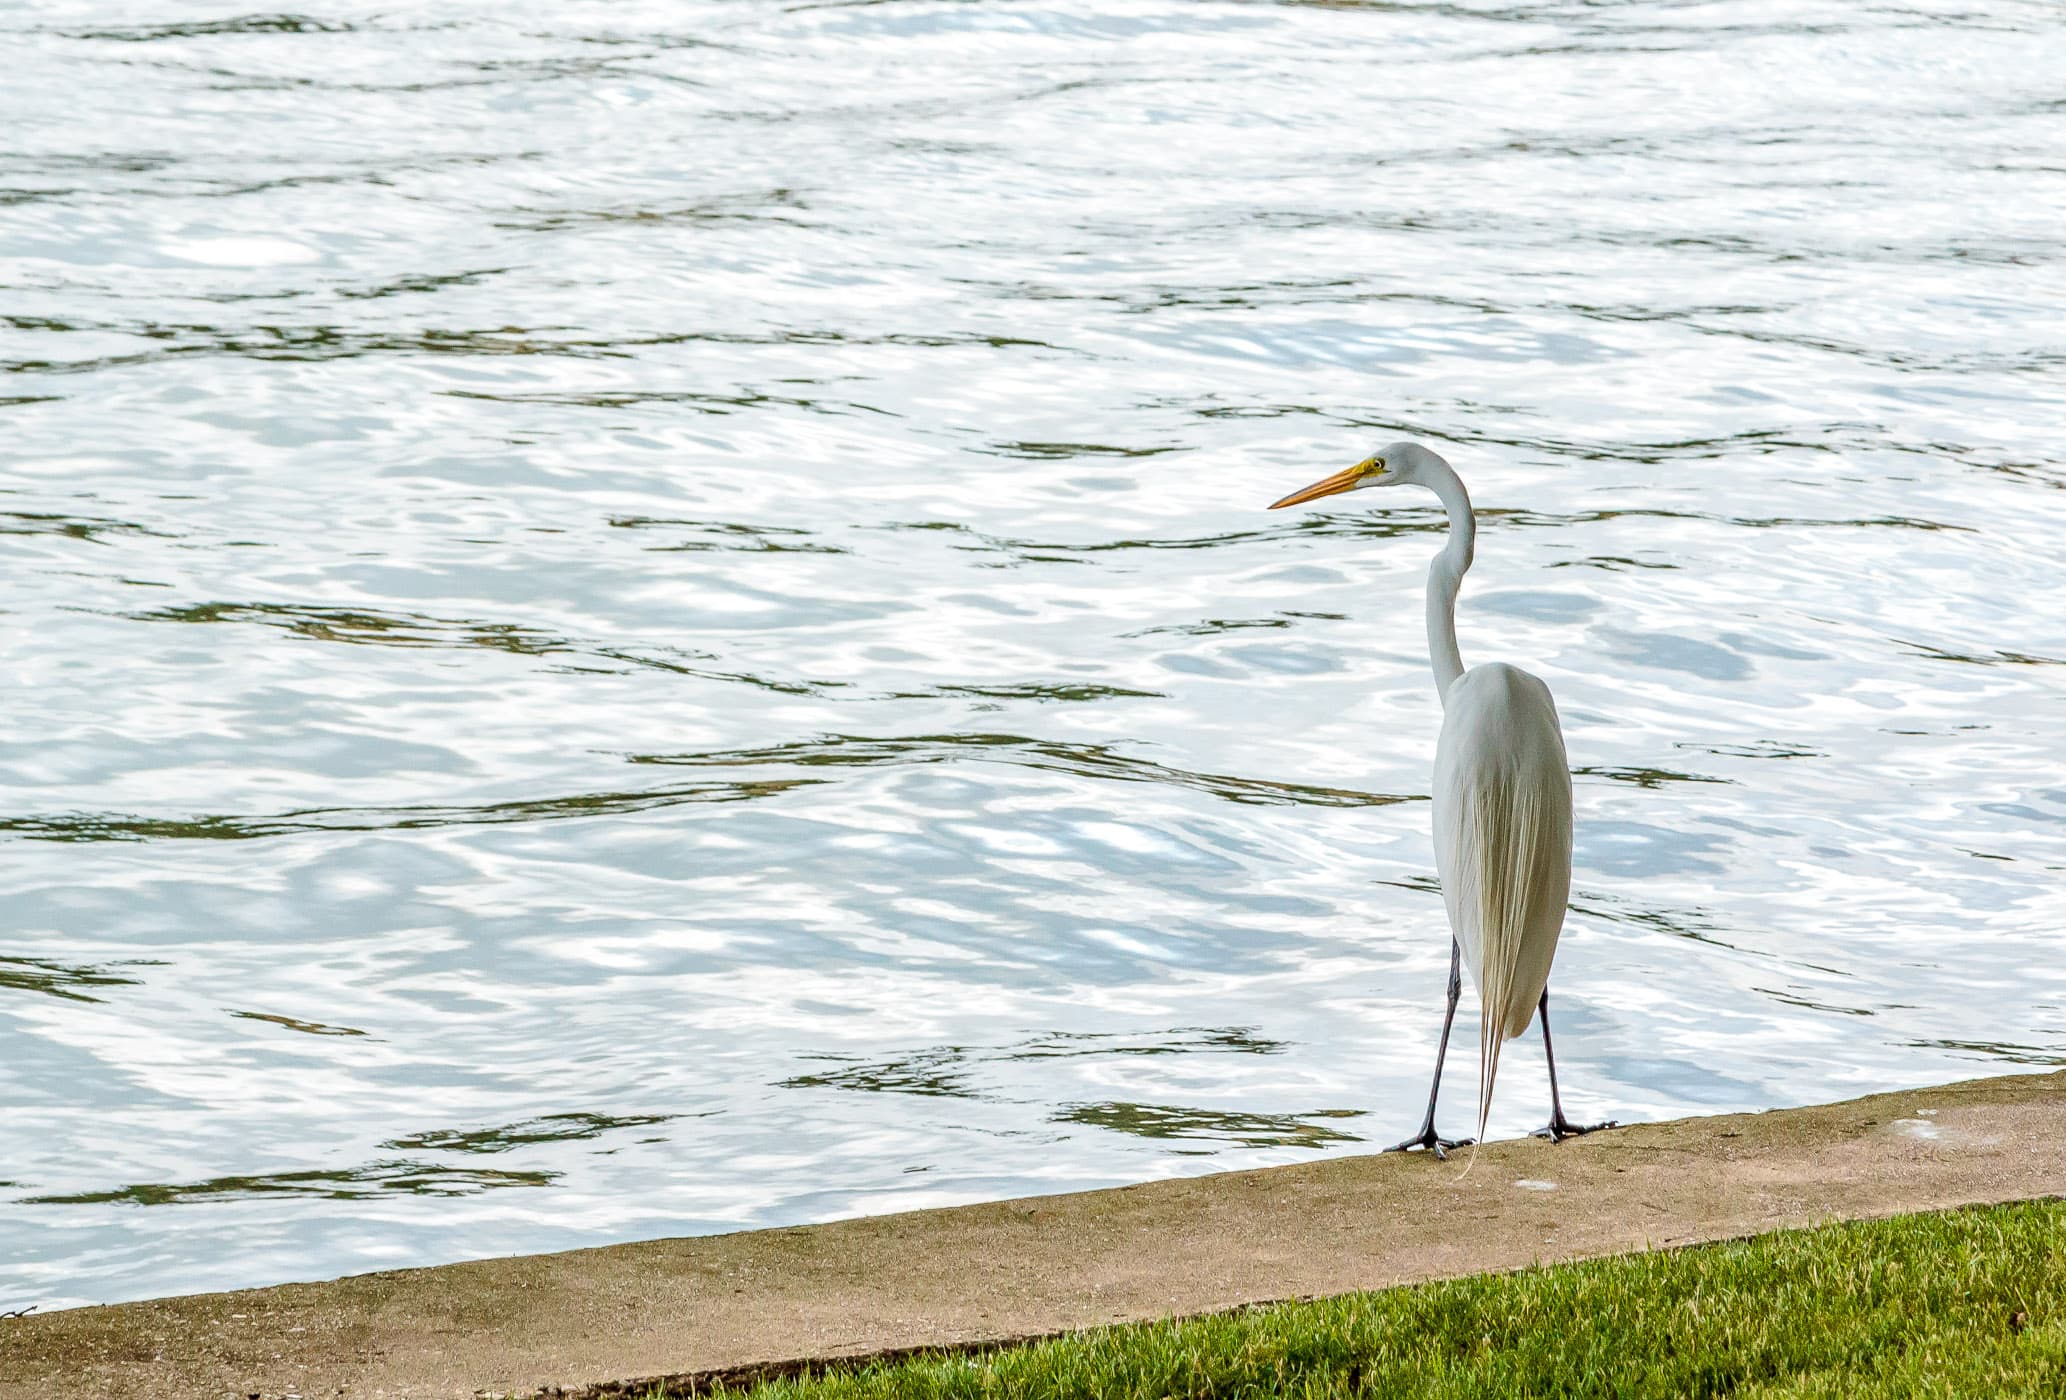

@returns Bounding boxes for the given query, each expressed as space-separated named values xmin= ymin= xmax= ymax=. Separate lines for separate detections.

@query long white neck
xmin=1420 ymin=458 xmax=1474 ymax=704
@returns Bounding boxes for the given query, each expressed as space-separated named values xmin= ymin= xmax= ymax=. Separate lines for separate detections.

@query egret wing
xmin=1431 ymin=662 xmax=1574 ymax=1141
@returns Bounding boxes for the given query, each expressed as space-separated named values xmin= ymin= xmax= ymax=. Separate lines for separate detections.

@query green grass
xmin=682 ymin=1200 xmax=2066 ymax=1399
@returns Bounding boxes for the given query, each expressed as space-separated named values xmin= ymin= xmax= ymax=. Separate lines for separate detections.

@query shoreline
xmin=4 ymin=1068 xmax=2062 ymax=1400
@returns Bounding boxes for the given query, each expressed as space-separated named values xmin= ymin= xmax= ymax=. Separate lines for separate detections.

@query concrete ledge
xmin=5 ymin=1069 xmax=2062 ymax=1400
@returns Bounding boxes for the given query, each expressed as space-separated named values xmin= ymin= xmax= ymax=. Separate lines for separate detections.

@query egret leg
xmin=1531 ymin=988 xmax=1616 ymax=1142
xmin=1383 ymin=939 xmax=1474 ymax=1161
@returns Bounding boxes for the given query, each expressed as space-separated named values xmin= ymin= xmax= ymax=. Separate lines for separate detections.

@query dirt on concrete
xmin=4 ymin=1069 xmax=2063 ymax=1400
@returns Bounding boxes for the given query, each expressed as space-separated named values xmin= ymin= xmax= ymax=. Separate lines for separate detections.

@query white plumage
xmin=1433 ymin=661 xmax=1572 ymax=1146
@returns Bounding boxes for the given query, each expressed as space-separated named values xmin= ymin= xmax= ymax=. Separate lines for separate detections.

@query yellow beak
xmin=1267 ymin=457 xmax=1377 ymax=510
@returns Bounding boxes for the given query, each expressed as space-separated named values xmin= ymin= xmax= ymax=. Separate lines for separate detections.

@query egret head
xmin=1267 ymin=440 xmax=1447 ymax=509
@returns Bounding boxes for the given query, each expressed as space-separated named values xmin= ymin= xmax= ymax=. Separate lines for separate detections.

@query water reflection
xmin=132 ymin=601 xmax=573 ymax=655
xmin=230 ymin=1011 xmax=368 ymax=1037
xmin=63 ymin=16 xmax=357 ymax=40
xmin=0 ymin=957 xmax=153 ymax=1004
xmin=26 ymin=1164 xmax=561 ymax=1207
xmin=0 ymin=777 xmax=814 ymax=843
xmin=783 ymin=1028 xmax=1289 ymax=1100
xmin=383 ymin=1113 xmax=679 ymax=1154
xmin=1052 ymin=1104 xmax=1365 ymax=1152
xmin=635 ymin=733 xmax=1415 ymax=807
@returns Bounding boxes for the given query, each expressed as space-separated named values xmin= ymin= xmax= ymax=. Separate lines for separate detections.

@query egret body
xmin=1269 ymin=442 xmax=1612 ymax=1155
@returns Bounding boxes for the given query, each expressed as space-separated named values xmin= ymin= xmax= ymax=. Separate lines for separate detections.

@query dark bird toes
xmin=1384 ymin=1129 xmax=1476 ymax=1160
xmin=1533 ymin=1116 xmax=1618 ymax=1143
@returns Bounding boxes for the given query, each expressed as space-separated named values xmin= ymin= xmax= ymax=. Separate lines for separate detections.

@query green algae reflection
xmin=24 ymin=1161 xmax=558 ymax=1206
xmin=0 ymin=955 xmax=156 ymax=1004
xmin=1053 ymin=1103 xmax=1365 ymax=1151
xmin=783 ymin=1029 xmax=1290 ymax=1102
xmin=383 ymin=1111 xmax=678 ymax=1155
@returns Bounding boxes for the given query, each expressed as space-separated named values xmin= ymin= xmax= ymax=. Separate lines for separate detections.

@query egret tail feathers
xmin=1455 ymin=944 xmax=1505 ymax=1178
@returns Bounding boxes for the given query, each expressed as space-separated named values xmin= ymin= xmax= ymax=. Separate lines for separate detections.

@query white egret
xmin=1269 ymin=442 xmax=1613 ymax=1157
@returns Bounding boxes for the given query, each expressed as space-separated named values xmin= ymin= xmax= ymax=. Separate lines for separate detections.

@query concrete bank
xmin=5 ymin=1069 xmax=2063 ymax=1400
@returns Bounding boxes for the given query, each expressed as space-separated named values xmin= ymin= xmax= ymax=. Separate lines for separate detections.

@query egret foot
xmin=1383 ymin=1125 xmax=1474 ymax=1160
xmin=1531 ymin=1113 xmax=1616 ymax=1143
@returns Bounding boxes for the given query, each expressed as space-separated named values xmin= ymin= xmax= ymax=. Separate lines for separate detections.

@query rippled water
xmin=3 ymin=0 xmax=2064 ymax=1311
